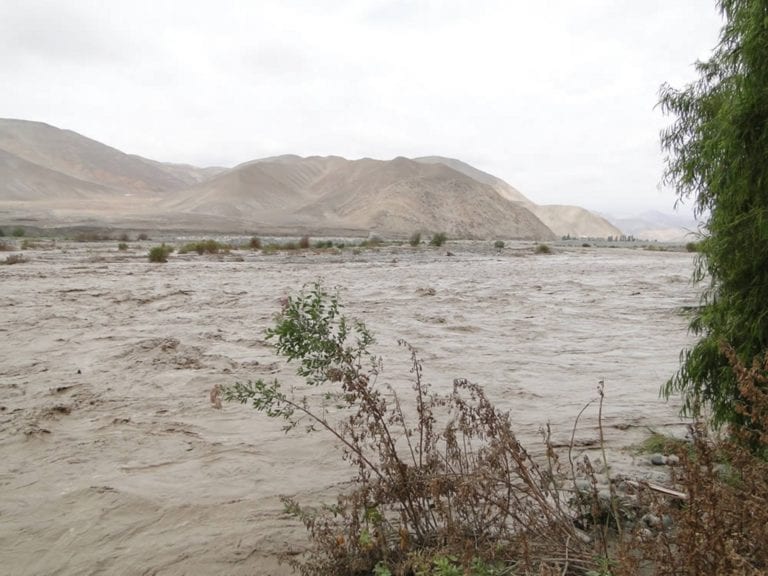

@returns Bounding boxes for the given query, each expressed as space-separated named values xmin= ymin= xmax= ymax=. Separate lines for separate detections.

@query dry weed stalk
xmin=221 ymin=283 xmax=598 ymax=575
xmin=219 ymin=283 xmax=768 ymax=575
xmin=633 ymin=346 xmax=768 ymax=575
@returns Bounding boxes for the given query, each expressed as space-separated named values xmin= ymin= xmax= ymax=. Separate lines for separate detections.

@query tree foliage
xmin=660 ymin=0 xmax=768 ymax=426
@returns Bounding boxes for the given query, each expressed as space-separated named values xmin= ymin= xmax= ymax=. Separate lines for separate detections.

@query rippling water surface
xmin=0 ymin=241 xmax=696 ymax=575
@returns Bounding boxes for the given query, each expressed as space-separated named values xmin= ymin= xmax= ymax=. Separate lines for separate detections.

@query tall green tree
xmin=660 ymin=0 xmax=768 ymax=427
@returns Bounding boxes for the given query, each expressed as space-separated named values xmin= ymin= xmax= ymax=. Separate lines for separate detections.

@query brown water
xmin=0 ymin=241 xmax=696 ymax=575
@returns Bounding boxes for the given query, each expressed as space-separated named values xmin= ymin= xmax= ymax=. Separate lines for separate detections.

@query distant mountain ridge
xmin=0 ymin=118 xmax=617 ymax=239
xmin=413 ymin=156 xmax=621 ymax=239
xmin=159 ymin=154 xmax=555 ymax=239
xmin=604 ymin=210 xmax=701 ymax=242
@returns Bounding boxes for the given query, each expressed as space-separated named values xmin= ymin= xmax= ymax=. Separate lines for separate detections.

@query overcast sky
xmin=1 ymin=0 xmax=723 ymax=216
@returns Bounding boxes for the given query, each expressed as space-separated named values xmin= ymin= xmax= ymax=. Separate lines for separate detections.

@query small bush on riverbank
xmin=535 ymin=243 xmax=552 ymax=254
xmin=148 ymin=244 xmax=173 ymax=263
xmin=178 ymin=239 xmax=230 ymax=255
xmin=220 ymin=286 xmax=768 ymax=575
xmin=429 ymin=232 xmax=447 ymax=247
xmin=221 ymin=285 xmax=611 ymax=575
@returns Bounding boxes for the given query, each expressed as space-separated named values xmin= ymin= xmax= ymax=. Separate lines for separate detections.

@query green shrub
xmin=0 ymin=228 xmax=5 ymax=237
xmin=360 ymin=235 xmax=383 ymax=248
xmin=429 ymin=232 xmax=447 ymax=247
xmin=314 ymin=240 xmax=334 ymax=249
xmin=178 ymin=239 xmax=229 ymax=255
xmin=409 ymin=232 xmax=422 ymax=246
xmin=635 ymin=431 xmax=690 ymax=456
xmin=493 ymin=240 xmax=505 ymax=250
xmin=118 ymin=242 xmax=129 ymax=251
xmin=685 ymin=241 xmax=700 ymax=252
xmin=11 ymin=227 xmax=25 ymax=237
xmin=249 ymin=236 xmax=262 ymax=250
xmin=148 ymin=244 xmax=173 ymax=263
xmin=535 ymin=243 xmax=552 ymax=254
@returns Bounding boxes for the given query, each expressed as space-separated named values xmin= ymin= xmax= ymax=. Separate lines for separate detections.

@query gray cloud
xmin=0 ymin=0 xmax=723 ymax=215
xmin=0 ymin=1 xmax=133 ymax=65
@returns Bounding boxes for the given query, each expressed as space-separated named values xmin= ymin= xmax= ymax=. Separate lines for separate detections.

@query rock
xmin=650 ymin=453 xmax=667 ymax=465
xmin=666 ymin=454 xmax=680 ymax=466
xmin=575 ymin=479 xmax=592 ymax=494
xmin=642 ymin=513 xmax=661 ymax=528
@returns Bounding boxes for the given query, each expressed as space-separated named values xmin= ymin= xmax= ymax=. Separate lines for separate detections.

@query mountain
xmin=162 ymin=155 xmax=555 ymax=239
xmin=528 ymin=205 xmax=621 ymax=239
xmin=0 ymin=147 xmax=116 ymax=202
xmin=0 ymin=118 xmax=608 ymax=240
xmin=607 ymin=210 xmax=702 ymax=241
xmin=0 ymin=118 xmax=209 ymax=195
xmin=413 ymin=156 xmax=533 ymax=205
xmin=413 ymin=156 xmax=621 ymax=238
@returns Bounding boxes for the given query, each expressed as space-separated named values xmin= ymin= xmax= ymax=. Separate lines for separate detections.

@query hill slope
xmin=0 ymin=148 xmax=117 ymax=202
xmin=530 ymin=205 xmax=622 ymax=239
xmin=161 ymin=155 xmax=555 ymax=239
xmin=0 ymin=118 xmax=206 ymax=194
xmin=414 ymin=156 xmax=619 ymax=238
xmin=414 ymin=156 xmax=533 ymax=205
xmin=0 ymin=119 xmax=610 ymax=239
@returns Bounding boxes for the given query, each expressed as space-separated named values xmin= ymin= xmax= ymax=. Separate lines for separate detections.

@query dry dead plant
xmin=221 ymin=283 xmax=601 ymax=575
xmin=634 ymin=347 xmax=768 ymax=575
xmin=220 ymin=283 xmax=768 ymax=575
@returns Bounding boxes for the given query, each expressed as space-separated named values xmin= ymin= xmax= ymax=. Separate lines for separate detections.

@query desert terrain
xmin=0 ymin=119 xmax=622 ymax=241
xmin=0 ymin=239 xmax=695 ymax=575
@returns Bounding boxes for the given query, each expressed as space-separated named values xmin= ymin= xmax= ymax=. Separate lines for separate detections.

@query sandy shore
xmin=0 ymin=240 xmax=695 ymax=575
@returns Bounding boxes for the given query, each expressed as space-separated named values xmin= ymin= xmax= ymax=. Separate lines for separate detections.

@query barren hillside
xmin=0 ymin=118 xmax=608 ymax=239
xmin=414 ymin=156 xmax=620 ymax=238
xmin=159 ymin=155 xmax=555 ymax=239
xmin=414 ymin=156 xmax=533 ymax=206
xmin=530 ymin=205 xmax=622 ymax=238
xmin=0 ymin=148 xmax=117 ymax=202
xmin=0 ymin=119 xmax=206 ymax=194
